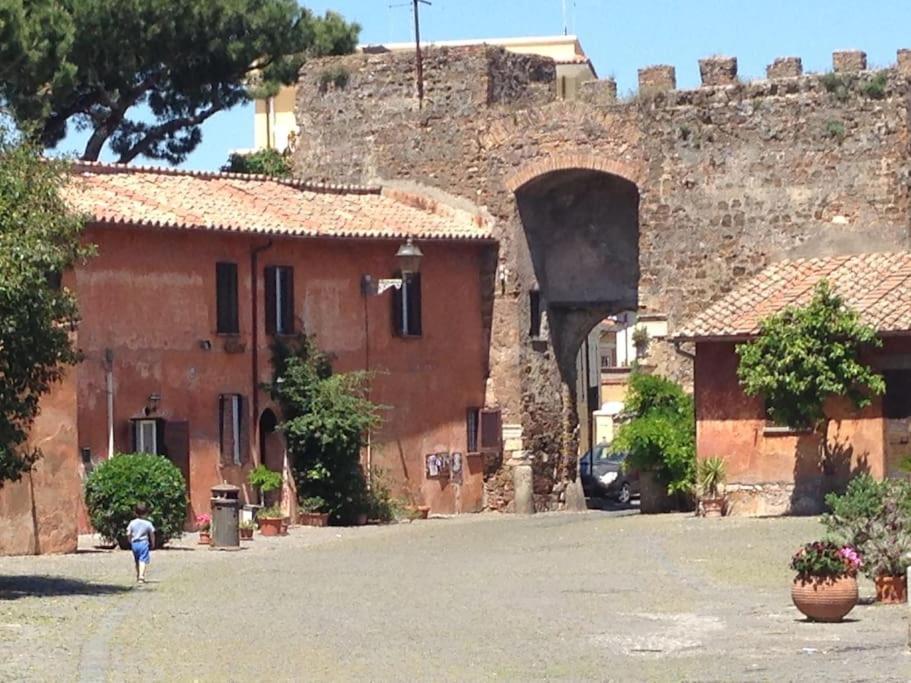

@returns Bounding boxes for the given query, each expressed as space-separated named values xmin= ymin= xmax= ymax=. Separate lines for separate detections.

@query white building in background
xmin=253 ymin=35 xmax=597 ymax=153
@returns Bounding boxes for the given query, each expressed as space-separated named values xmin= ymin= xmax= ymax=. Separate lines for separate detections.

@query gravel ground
xmin=1 ymin=511 xmax=909 ymax=682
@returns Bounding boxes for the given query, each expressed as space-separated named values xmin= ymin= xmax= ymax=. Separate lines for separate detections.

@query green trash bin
xmin=210 ymin=483 xmax=240 ymax=549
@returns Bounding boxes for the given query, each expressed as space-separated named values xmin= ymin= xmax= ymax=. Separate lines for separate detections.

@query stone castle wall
xmin=293 ymin=45 xmax=911 ymax=510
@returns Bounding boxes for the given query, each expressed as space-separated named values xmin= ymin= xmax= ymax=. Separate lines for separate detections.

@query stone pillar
xmin=766 ymin=57 xmax=803 ymax=79
xmin=510 ymin=452 xmax=535 ymax=514
xmin=833 ymin=50 xmax=867 ymax=73
xmin=897 ymin=49 xmax=911 ymax=77
xmin=579 ymin=78 xmax=617 ymax=105
xmin=699 ymin=56 xmax=738 ymax=86
xmin=637 ymin=65 xmax=676 ymax=96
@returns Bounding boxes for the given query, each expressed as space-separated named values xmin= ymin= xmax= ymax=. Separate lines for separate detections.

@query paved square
xmin=1 ymin=512 xmax=908 ymax=681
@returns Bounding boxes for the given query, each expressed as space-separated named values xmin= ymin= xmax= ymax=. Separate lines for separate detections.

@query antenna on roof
xmin=391 ymin=0 xmax=432 ymax=108
xmin=562 ymin=0 xmax=567 ymax=35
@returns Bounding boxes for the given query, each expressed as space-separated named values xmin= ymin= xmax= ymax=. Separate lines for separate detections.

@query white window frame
xmin=136 ymin=419 xmax=157 ymax=455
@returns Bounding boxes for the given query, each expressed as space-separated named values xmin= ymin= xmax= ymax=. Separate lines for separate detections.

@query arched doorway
xmin=514 ymin=167 xmax=640 ymax=508
xmin=258 ymin=409 xmax=284 ymax=507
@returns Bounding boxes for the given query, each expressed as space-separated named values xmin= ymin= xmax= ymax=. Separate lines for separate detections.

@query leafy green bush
xmin=84 ymin=453 xmax=187 ymax=547
xmin=248 ymin=464 xmax=282 ymax=493
xmin=611 ymin=373 xmax=695 ymax=495
xmin=737 ymin=281 xmax=884 ymax=431
xmin=823 ymin=476 xmax=911 ymax=578
xmin=861 ymin=72 xmax=887 ymax=100
xmin=222 ymin=148 xmax=292 ymax=177
xmin=271 ymin=335 xmax=380 ymax=524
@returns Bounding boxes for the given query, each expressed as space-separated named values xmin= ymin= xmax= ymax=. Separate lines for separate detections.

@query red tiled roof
xmin=676 ymin=252 xmax=911 ymax=340
xmin=64 ymin=162 xmax=493 ymax=242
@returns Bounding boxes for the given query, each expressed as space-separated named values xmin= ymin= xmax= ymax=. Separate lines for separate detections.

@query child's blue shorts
xmin=131 ymin=538 xmax=151 ymax=564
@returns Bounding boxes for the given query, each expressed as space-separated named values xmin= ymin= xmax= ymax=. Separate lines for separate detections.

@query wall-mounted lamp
xmin=362 ymin=238 xmax=424 ymax=296
xmin=145 ymin=393 xmax=161 ymax=416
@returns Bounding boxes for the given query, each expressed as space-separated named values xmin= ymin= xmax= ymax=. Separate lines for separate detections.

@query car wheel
xmin=617 ymin=482 xmax=632 ymax=505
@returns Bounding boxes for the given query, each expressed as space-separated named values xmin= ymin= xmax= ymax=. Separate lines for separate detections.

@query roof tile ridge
xmin=69 ymin=159 xmax=382 ymax=195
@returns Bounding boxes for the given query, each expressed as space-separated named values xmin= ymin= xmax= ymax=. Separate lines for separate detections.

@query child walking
xmin=126 ymin=503 xmax=156 ymax=583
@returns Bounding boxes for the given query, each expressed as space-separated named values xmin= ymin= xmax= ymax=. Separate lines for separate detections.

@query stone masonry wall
xmin=294 ymin=45 xmax=911 ymax=511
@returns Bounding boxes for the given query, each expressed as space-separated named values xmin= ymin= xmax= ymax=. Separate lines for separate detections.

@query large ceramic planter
xmin=406 ymin=505 xmax=430 ymax=520
xmin=701 ymin=497 xmax=725 ymax=518
xmin=791 ymin=574 xmax=858 ymax=622
xmin=298 ymin=512 xmax=330 ymax=527
xmin=874 ymin=574 xmax=907 ymax=604
xmin=258 ymin=517 xmax=283 ymax=537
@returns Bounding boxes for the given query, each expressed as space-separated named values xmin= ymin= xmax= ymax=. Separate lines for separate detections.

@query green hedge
xmin=84 ymin=453 xmax=188 ymax=547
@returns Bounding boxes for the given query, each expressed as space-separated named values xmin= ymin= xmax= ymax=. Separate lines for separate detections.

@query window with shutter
xmin=392 ymin=271 xmax=422 ymax=337
xmin=216 ymin=262 xmax=239 ymax=334
xmin=479 ymin=408 xmax=502 ymax=453
xmin=132 ymin=418 xmax=163 ymax=455
xmin=264 ymin=266 xmax=294 ymax=335
xmin=466 ymin=408 xmax=480 ymax=452
xmin=219 ymin=394 xmax=245 ymax=465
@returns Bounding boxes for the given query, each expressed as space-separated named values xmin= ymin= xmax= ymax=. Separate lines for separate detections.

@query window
xmin=479 ymin=408 xmax=502 ymax=453
xmin=133 ymin=419 xmax=161 ymax=455
xmin=467 ymin=408 xmax=480 ymax=452
xmin=529 ymin=289 xmax=542 ymax=338
xmin=392 ymin=272 xmax=422 ymax=337
xmin=264 ymin=266 xmax=294 ymax=335
xmin=884 ymin=370 xmax=911 ymax=419
xmin=219 ymin=394 xmax=244 ymax=465
xmin=216 ymin=262 xmax=239 ymax=334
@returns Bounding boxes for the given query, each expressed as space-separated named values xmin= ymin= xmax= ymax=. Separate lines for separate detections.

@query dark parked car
xmin=579 ymin=445 xmax=639 ymax=504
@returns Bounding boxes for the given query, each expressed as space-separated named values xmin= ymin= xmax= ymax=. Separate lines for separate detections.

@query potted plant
xmin=257 ymin=504 xmax=284 ymax=537
xmin=239 ymin=519 xmax=255 ymax=541
xmin=696 ymin=457 xmax=726 ymax=518
xmin=298 ymin=496 xmax=329 ymax=527
xmin=790 ymin=541 xmax=861 ymax=622
xmin=196 ymin=514 xmax=211 ymax=545
xmin=823 ymin=476 xmax=911 ymax=604
xmin=248 ymin=464 xmax=283 ymax=506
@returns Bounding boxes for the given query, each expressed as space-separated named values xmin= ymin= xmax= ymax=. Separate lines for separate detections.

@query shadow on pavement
xmin=585 ymin=496 xmax=641 ymax=513
xmin=0 ymin=575 xmax=130 ymax=600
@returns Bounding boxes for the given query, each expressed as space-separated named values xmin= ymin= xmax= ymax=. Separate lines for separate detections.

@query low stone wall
xmin=725 ymin=480 xmax=826 ymax=517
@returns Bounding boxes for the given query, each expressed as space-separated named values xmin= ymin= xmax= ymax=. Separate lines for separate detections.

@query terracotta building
xmin=677 ymin=252 xmax=911 ymax=516
xmin=0 ymin=163 xmax=496 ymax=555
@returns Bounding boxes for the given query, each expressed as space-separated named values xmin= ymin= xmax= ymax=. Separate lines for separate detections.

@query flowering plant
xmin=196 ymin=514 xmax=211 ymax=532
xmin=791 ymin=541 xmax=862 ymax=578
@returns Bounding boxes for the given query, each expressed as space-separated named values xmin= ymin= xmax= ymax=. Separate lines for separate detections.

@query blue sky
xmin=59 ymin=0 xmax=911 ymax=170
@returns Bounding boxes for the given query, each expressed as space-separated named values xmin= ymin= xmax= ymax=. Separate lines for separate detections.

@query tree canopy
xmin=0 ymin=132 xmax=89 ymax=484
xmin=737 ymin=280 xmax=885 ymax=430
xmin=0 ymin=1 xmax=359 ymax=164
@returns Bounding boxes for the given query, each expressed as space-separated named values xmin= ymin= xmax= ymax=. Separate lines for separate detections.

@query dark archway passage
xmin=515 ymin=168 xmax=640 ymax=506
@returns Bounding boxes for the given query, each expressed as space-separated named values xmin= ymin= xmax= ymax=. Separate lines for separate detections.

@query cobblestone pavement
xmin=1 ymin=511 xmax=909 ymax=682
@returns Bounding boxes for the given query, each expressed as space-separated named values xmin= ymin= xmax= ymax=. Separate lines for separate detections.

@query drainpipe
xmin=104 ymin=348 xmax=114 ymax=458
xmin=250 ymin=240 xmax=273 ymax=467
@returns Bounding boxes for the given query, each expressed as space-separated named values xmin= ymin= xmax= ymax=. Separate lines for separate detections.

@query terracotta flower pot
xmin=198 ymin=531 xmax=211 ymax=545
xmin=239 ymin=527 xmax=254 ymax=541
xmin=406 ymin=505 xmax=431 ymax=520
xmin=298 ymin=512 xmax=330 ymax=527
xmin=702 ymin=497 xmax=724 ymax=518
xmin=791 ymin=574 xmax=858 ymax=622
xmin=874 ymin=574 xmax=908 ymax=604
xmin=258 ymin=517 xmax=283 ymax=537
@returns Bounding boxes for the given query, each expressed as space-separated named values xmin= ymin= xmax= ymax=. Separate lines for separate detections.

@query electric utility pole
xmin=413 ymin=0 xmax=431 ymax=107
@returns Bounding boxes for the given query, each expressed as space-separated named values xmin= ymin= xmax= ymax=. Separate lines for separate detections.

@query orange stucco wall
xmin=1 ymin=225 xmax=490 ymax=552
xmin=695 ymin=341 xmax=886 ymax=515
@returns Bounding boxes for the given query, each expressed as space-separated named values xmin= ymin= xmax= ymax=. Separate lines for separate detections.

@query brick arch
xmin=504 ymin=153 xmax=642 ymax=193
